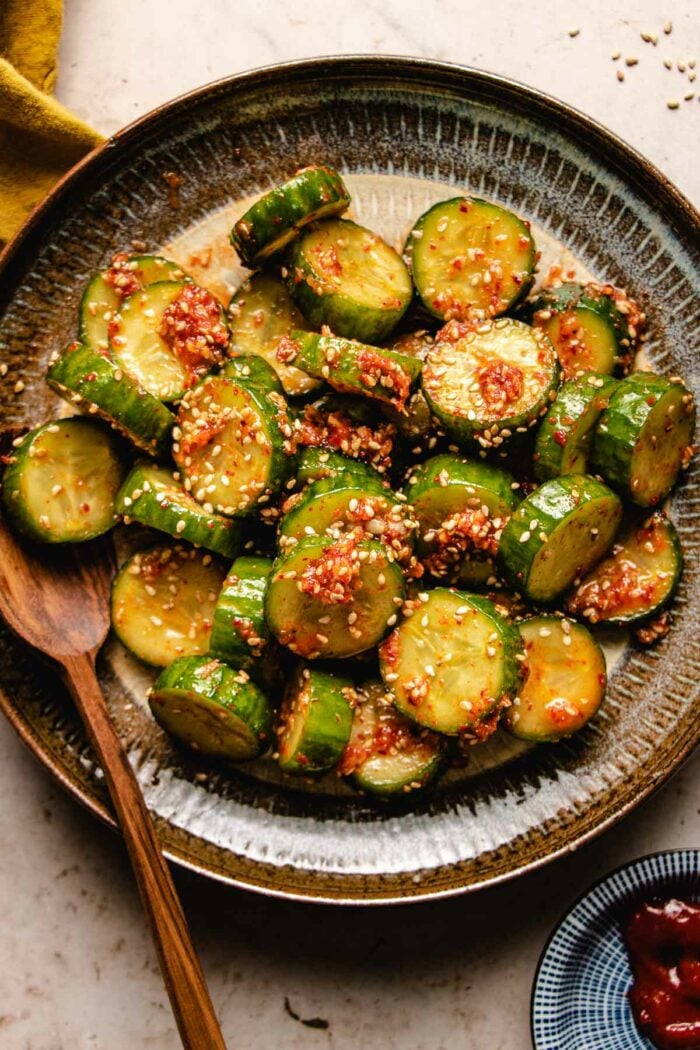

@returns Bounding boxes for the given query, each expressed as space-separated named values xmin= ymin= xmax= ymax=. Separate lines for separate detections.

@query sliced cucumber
xmin=265 ymin=534 xmax=405 ymax=659
xmin=228 ymin=273 xmax=321 ymax=397
xmin=46 ymin=341 xmax=175 ymax=456
xmin=502 ymin=616 xmax=606 ymax=742
xmin=209 ymin=556 xmax=272 ymax=665
xmin=280 ymin=331 xmax=422 ymax=411
xmin=2 ymin=419 xmax=126 ymax=543
xmin=498 ymin=474 xmax=623 ymax=603
xmin=222 ymin=353 xmax=284 ymax=398
xmin=296 ymin=395 xmax=397 ymax=475
xmin=115 ymin=463 xmax=241 ymax=557
xmin=534 ymin=374 xmax=618 ymax=481
xmin=591 ymin=372 xmax=696 ymax=508
xmin=406 ymin=197 xmax=536 ymax=322
xmin=287 ymin=218 xmax=412 ymax=343
xmin=111 ymin=281 xmax=229 ymax=401
xmin=278 ymin=475 xmax=415 ymax=563
xmin=525 ymin=281 xmax=643 ymax=379
xmin=403 ymin=454 xmax=518 ymax=583
xmin=149 ymin=655 xmax=273 ymax=761
xmin=566 ymin=513 xmax=681 ymax=625
xmin=295 ymin=448 xmax=384 ymax=488
xmin=79 ymin=253 xmax=187 ymax=354
xmin=173 ymin=371 xmax=295 ymax=516
xmin=383 ymin=330 xmax=436 ymax=440
xmin=111 ymin=544 xmax=226 ymax=667
xmin=276 ymin=665 xmax=355 ymax=774
xmin=340 ymin=681 xmax=443 ymax=795
xmin=422 ymin=318 xmax=559 ymax=445
xmin=231 ymin=166 xmax=350 ymax=267
xmin=379 ymin=588 xmax=523 ymax=735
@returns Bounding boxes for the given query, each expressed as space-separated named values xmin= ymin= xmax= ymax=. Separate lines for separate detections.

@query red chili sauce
xmin=624 ymin=899 xmax=700 ymax=1049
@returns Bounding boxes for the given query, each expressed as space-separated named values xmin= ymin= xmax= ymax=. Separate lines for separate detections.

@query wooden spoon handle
xmin=61 ymin=651 xmax=227 ymax=1050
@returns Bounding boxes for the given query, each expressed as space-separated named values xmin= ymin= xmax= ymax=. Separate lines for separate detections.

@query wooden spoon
xmin=0 ymin=487 xmax=227 ymax=1049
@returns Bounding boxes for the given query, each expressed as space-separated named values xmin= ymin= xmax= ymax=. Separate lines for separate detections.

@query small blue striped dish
xmin=531 ymin=850 xmax=700 ymax=1050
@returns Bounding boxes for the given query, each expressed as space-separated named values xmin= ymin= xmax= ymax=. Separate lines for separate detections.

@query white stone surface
xmin=1 ymin=2 xmax=698 ymax=1047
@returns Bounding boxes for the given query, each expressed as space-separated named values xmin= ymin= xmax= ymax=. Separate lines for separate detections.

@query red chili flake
xmin=355 ymin=347 xmax=411 ymax=408
xmin=552 ymin=429 xmax=568 ymax=447
xmin=159 ymin=284 xmax=228 ymax=386
xmin=424 ymin=506 xmax=507 ymax=578
xmin=313 ymin=245 xmax=343 ymax=278
xmin=298 ymin=533 xmax=363 ymax=605
xmin=276 ymin=334 xmax=300 ymax=364
xmin=296 ymin=404 xmax=395 ymax=473
xmin=476 ymin=360 xmax=524 ymax=412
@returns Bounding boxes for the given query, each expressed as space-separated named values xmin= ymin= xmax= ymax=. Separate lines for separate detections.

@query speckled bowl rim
xmin=0 ymin=56 xmax=699 ymax=905
xmin=530 ymin=848 xmax=700 ymax=1048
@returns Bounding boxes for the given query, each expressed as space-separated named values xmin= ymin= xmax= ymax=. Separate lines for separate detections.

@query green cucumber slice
xmin=295 ymin=448 xmax=384 ymax=488
xmin=2 ymin=419 xmax=126 ymax=543
xmin=265 ymin=534 xmax=405 ymax=659
xmin=228 ymin=273 xmax=321 ymax=397
xmin=111 ymin=544 xmax=226 ymax=667
xmin=406 ymin=197 xmax=536 ymax=322
xmin=209 ymin=556 xmax=272 ymax=665
xmin=502 ymin=616 xmax=606 ymax=742
xmin=566 ymin=513 xmax=681 ymax=625
xmin=591 ymin=372 xmax=696 ymax=508
xmin=46 ymin=341 xmax=175 ymax=456
xmin=222 ymin=354 xmax=284 ymax=398
xmin=278 ymin=475 xmax=415 ymax=563
xmin=280 ymin=331 xmax=421 ymax=411
xmin=149 ymin=655 xmax=273 ymax=761
xmin=383 ymin=330 xmax=436 ymax=440
xmin=296 ymin=395 xmax=397 ymax=476
xmin=115 ymin=463 xmax=241 ymax=557
xmin=287 ymin=218 xmax=413 ymax=343
xmin=525 ymin=282 xmax=643 ymax=379
xmin=111 ymin=281 xmax=229 ymax=401
xmin=231 ymin=166 xmax=350 ymax=267
xmin=534 ymin=374 xmax=618 ymax=481
xmin=403 ymin=454 xmax=518 ymax=584
xmin=79 ymin=253 xmax=188 ymax=354
xmin=498 ymin=474 xmax=623 ymax=603
xmin=379 ymin=588 xmax=523 ymax=735
xmin=173 ymin=371 xmax=295 ymax=516
xmin=276 ymin=665 xmax=355 ymax=774
xmin=340 ymin=681 xmax=443 ymax=795
xmin=422 ymin=318 xmax=559 ymax=444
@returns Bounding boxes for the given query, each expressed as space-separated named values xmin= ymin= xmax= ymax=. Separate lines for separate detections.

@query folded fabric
xmin=0 ymin=0 xmax=103 ymax=246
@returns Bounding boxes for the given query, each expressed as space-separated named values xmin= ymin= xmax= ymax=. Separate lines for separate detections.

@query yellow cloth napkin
xmin=0 ymin=0 xmax=103 ymax=246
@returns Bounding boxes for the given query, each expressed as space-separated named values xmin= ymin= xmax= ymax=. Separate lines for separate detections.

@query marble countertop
xmin=2 ymin=1 xmax=698 ymax=1047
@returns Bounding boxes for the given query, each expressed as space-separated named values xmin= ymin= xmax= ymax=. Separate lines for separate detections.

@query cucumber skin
xmin=287 ymin=331 xmax=422 ymax=408
xmin=534 ymin=375 xmax=618 ymax=481
xmin=404 ymin=454 xmax=519 ymax=515
xmin=524 ymin=282 xmax=632 ymax=352
xmin=591 ymin=373 xmax=696 ymax=507
xmin=407 ymin=197 xmax=536 ymax=320
xmin=209 ymin=556 xmax=272 ymax=667
xmin=287 ymin=219 xmax=412 ymax=343
xmin=278 ymin=474 xmax=401 ymax=544
xmin=231 ymin=167 xmax=350 ymax=267
xmin=351 ymin=746 xmax=443 ymax=796
xmin=46 ymin=342 xmax=175 ymax=456
xmin=295 ymin=448 xmax=384 ymax=488
xmin=150 ymin=655 xmax=274 ymax=761
xmin=498 ymin=475 xmax=623 ymax=601
xmin=223 ymin=354 xmax=285 ymax=398
xmin=278 ymin=667 xmax=354 ymax=774
xmin=115 ymin=464 xmax=242 ymax=558
xmin=2 ymin=419 xmax=125 ymax=544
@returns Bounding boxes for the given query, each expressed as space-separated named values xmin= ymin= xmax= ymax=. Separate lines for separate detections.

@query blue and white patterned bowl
xmin=531 ymin=849 xmax=700 ymax=1049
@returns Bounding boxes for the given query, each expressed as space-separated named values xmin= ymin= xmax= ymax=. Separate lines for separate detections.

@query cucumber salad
xmin=2 ymin=165 xmax=695 ymax=797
